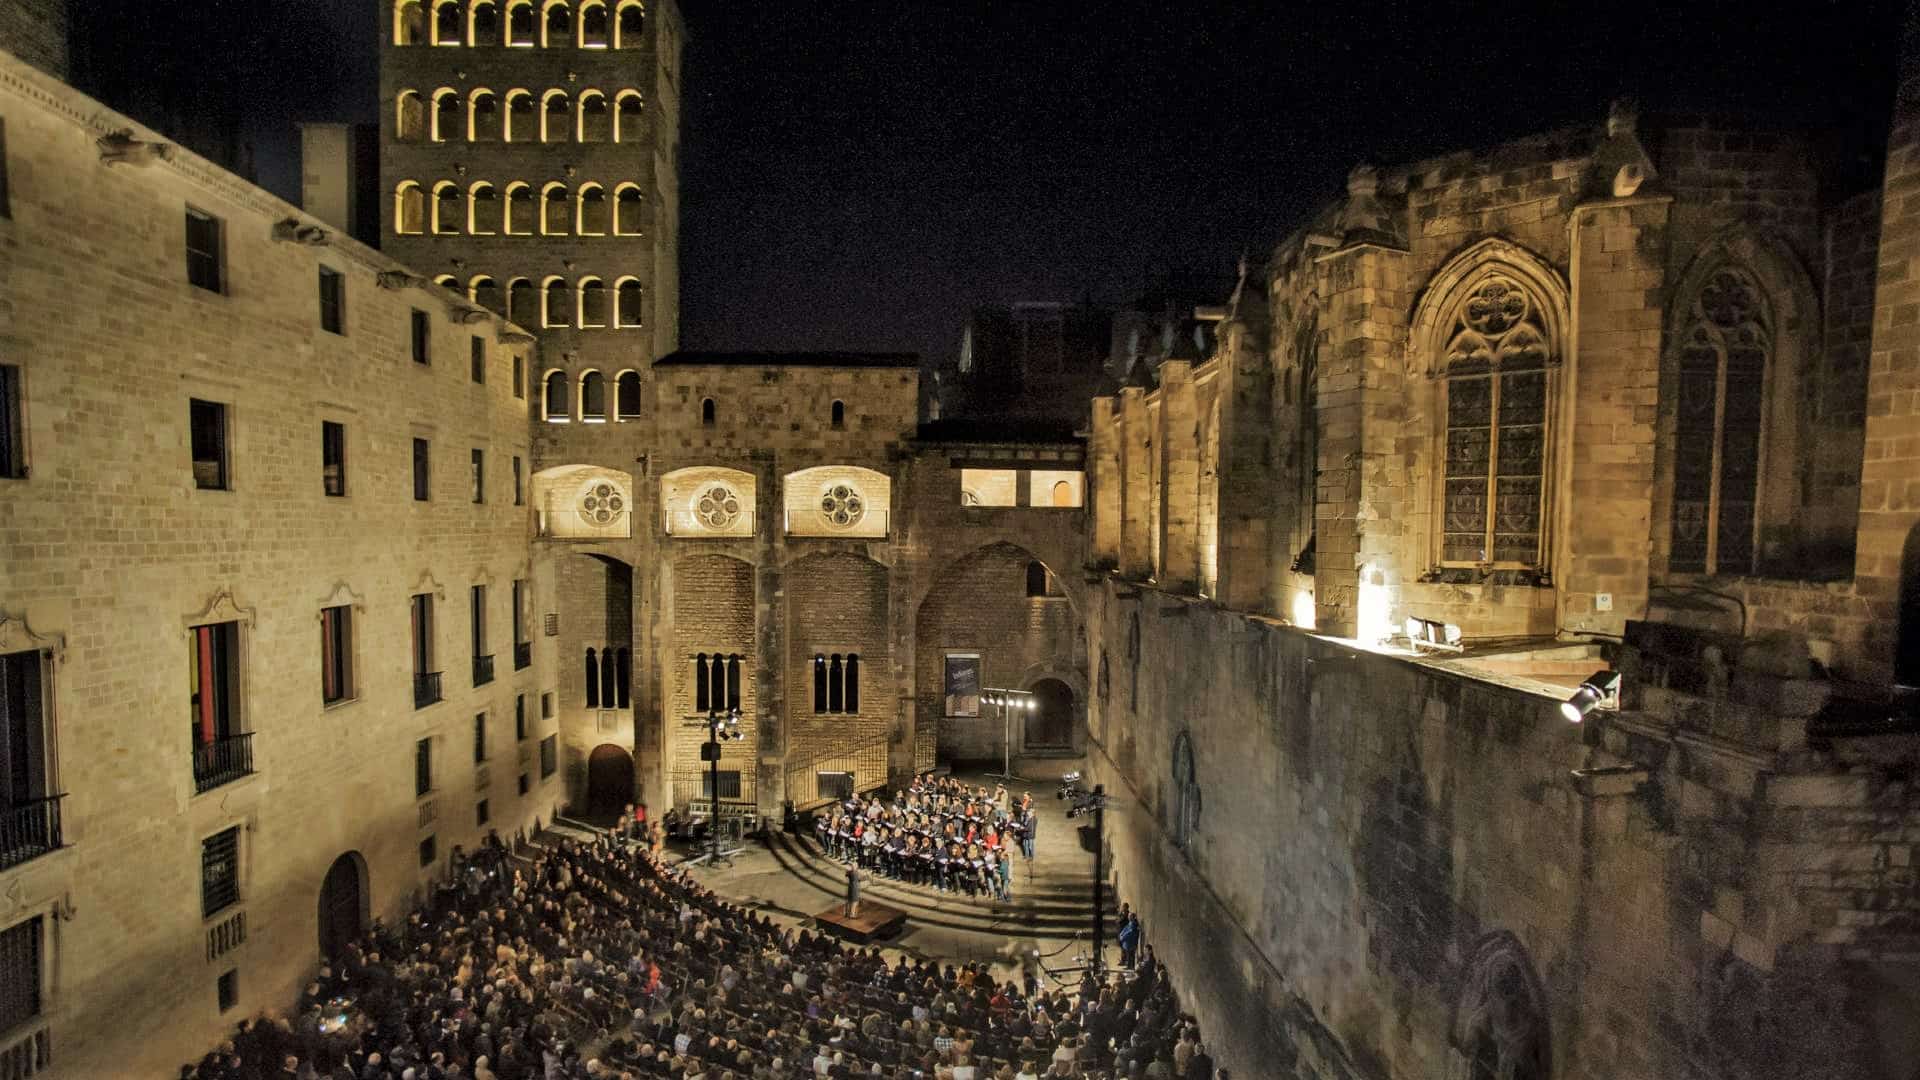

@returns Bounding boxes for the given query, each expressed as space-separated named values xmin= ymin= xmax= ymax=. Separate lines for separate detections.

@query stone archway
xmin=1451 ymin=931 xmax=1552 ymax=1080
xmin=1025 ymin=677 xmax=1077 ymax=749
xmin=585 ymin=743 xmax=634 ymax=822
xmin=317 ymin=851 xmax=368 ymax=962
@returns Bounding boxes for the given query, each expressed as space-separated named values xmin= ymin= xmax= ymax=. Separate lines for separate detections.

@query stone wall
xmin=0 ymin=55 xmax=557 ymax=1077
xmin=0 ymin=3 xmax=66 ymax=80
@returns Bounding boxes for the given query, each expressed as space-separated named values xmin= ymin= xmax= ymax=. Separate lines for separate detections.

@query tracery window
xmin=1455 ymin=933 xmax=1552 ymax=1080
xmin=1669 ymin=266 xmax=1770 ymax=575
xmin=819 ymin=484 xmax=866 ymax=529
xmin=694 ymin=484 xmax=742 ymax=529
xmin=1440 ymin=276 xmax=1550 ymax=570
xmin=693 ymin=653 xmax=742 ymax=713
xmin=812 ymin=653 xmax=860 ymax=714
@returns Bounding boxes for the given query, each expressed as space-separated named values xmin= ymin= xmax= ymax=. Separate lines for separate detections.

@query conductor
xmin=844 ymin=864 xmax=864 ymax=918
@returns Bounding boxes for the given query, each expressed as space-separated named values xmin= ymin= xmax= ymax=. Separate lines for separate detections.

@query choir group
xmin=815 ymin=774 xmax=1041 ymax=901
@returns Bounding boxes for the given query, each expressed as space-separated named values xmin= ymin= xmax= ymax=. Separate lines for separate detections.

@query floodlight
xmin=1405 ymin=616 xmax=1462 ymax=652
xmin=1560 ymin=671 xmax=1622 ymax=723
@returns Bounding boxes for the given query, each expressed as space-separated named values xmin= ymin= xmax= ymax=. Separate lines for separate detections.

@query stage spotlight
xmin=1560 ymin=671 xmax=1622 ymax=723
xmin=1404 ymin=616 xmax=1462 ymax=652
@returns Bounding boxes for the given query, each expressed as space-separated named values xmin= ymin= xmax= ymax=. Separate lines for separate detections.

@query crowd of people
xmin=182 ymin=821 xmax=1224 ymax=1080
xmin=814 ymin=775 xmax=1039 ymax=901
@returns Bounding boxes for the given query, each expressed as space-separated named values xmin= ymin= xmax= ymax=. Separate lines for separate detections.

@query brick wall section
xmin=0 ymin=56 xmax=555 ymax=1077
xmin=667 ymin=553 xmax=755 ymax=781
xmin=0 ymin=1 xmax=67 ymax=80
xmin=784 ymin=553 xmax=892 ymax=777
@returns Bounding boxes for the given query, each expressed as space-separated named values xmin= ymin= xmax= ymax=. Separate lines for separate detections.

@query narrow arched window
xmin=701 ymin=398 xmax=715 ymax=427
xmin=1669 ymin=266 xmax=1772 ymax=575
xmin=693 ymin=653 xmax=710 ymax=713
xmin=395 ymin=0 xmax=426 ymax=44
xmin=578 ymin=278 xmax=608 ymax=328
xmin=1025 ymin=560 xmax=1049 ymax=597
xmin=615 ymin=278 xmax=643 ymax=327
xmin=468 ymin=89 xmax=499 ymax=142
xmin=726 ymin=655 xmax=741 ymax=710
xmin=616 ymin=648 xmax=630 ymax=708
xmin=614 ymin=0 xmax=643 ymax=47
xmin=813 ymin=654 xmax=827 ymax=713
xmin=469 ymin=0 xmax=500 ymax=45
xmin=1438 ymin=274 xmax=1551 ymax=571
xmin=542 ymin=0 xmax=571 ymax=47
xmin=830 ymin=400 xmax=845 ymax=429
xmin=432 ymin=182 xmax=461 ymax=234
xmin=504 ymin=183 xmax=534 ymax=234
xmin=543 ymin=278 xmax=569 ymax=327
xmin=541 ymin=184 xmax=569 ymax=234
xmin=828 ymin=654 xmax=844 ymax=713
xmin=431 ymin=89 xmax=460 ymax=141
xmin=614 ymin=91 xmax=643 ymax=141
xmin=394 ymin=182 xmax=426 ymax=234
xmin=576 ymin=184 xmax=608 ymax=234
xmin=580 ymin=370 xmax=607 ymax=420
xmin=613 ymin=184 xmax=644 ymax=234
xmin=505 ymin=0 xmax=535 ymax=45
xmin=504 ymin=90 xmax=534 ymax=141
xmin=396 ymin=90 xmax=426 ymax=140
xmin=578 ymin=91 xmax=610 ymax=142
xmin=467 ymin=185 xmax=498 ymax=236
xmin=542 ymin=91 xmax=570 ymax=142
xmin=579 ymin=0 xmax=609 ymax=46
xmin=845 ymin=654 xmax=859 ymax=713
xmin=1899 ymin=524 xmax=1920 ymax=687
xmin=708 ymin=652 xmax=726 ymax=711
xmin=600 ymin=644 xmax=617 ymax=706
xmin=432 ymin=0 xmax=462 ymax=44
xmin=543 ymin=370 xmax=569 ymax=421
xmin=507 ymin=278 xmax=535 ymax=323
xmin=585 ymin=647 xmax=600 ymax=708
xmin=470 ymin=275 xmax=502 ymax=314
xmin=616 ymin=371 xmax=642 ymax=419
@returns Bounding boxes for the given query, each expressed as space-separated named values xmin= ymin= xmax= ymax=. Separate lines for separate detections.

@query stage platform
xmin=812 ymin=900 xmax=908 ymax=943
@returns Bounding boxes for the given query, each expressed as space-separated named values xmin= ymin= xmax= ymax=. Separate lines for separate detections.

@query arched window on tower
xmin=614 ymin=91 xmax=644 ymax=142
xmin=431 ymin=181 xmax=461 ymax=234
xmin=543 ymin=370 xmax=569 ymax=421
xmin=504 ymin=182 xmax=534 ymax=234
xmin=726 ymin=655 xmax=742 ymax=709
xmin=615 ymin=371 xmax=642 ymax=419
xmin=828 ymin=655 xmax=844 ymax=713
xmin=578 ymin=278 xmax=608 ymax=328
xmin=616 ymin=648 xmax=631 ymax=708
xmin=701 ymin=398 xmax=716 ymax=427
xmin=579 ymin=0 xmax=609 ymax=47
xmin=507 ymin=278 xmax=534 ymax=323
xmin=466 ymin=183 xmax=497 ymax=235
xmin=469 ymin=0 xmax=500 ymax=45
xmin=578 ymin=90 xmax=610 ymax=142
xmin=541 ymin=0 xmax=571 ymax=47
xmin=431 ymin=0 xmax=462 ymax=44
xmin=395 ymin=90 xmax=426 ymax=140
xmin=504 ymin=89 xmax=534 ymax=141
xmin=845 ymin=654 xmax=860 ymax=712
xmin=542 ymin=277 xmax=569 ymax=327
xmin=1669 ymin=266 xmax=1772 ymax=576
xmin=614 ymin=278 xmax=643 ymax=327
xmin=541 ymin=183 xmax=569 ymax=235
xmin=613 ymin=183 xmax=645 ymax=234
xmin=585 ymin=647 xmax=600 ymax=707
xmin=470 ymin=275 xmax=502 ymax=314
xmin=431 ymin=88 xmax=460 ymax=141
xmin=576 ymin=183 xmax=608 ymax=235
xmin=707 ymin=653 xmax=726 ymax=711
xmin=813 ymin=655 xmax=828 ymax=713
xmin=505 ymin=0 xmax=535 ymax=45
xmin=600 ymin=644 xmax=617 ymax=705
xmin=1026 ymin=560 xmax=1050 ymax=597
xmin=693 ymin=653 xmax=711 ymax=713
xmin=541 ymin=90 xmax=570 ymax=142
xmin=580 ymin=370 xmax=607 ymax=421
xmin=830 ymin=400 xmax=845 ymax=429
xmin=394 ymin=181 xmax=425 ymax=235
xmin=614 ymin=0 xmax=643 ymax=47
xmin=394 ymin=0 xmax=426 ymax=45
xmin=468 ymin=89 xmax=499 ymax=142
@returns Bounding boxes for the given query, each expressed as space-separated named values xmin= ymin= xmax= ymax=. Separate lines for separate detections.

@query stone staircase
xmin=763 ymin=828 xmax=1114 ymax=939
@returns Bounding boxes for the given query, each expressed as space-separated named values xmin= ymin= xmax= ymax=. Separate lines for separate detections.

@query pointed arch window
xmin=1439 ymin=276 xmax=1552 ymax=570
xmin=600 ymin=644 xmax=616 ymax=705
xmin=1669 ymin=266 xmax=1771 ymax=575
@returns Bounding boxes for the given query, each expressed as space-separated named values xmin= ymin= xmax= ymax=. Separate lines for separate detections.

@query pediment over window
xmin=316 ymin=581 xmax=367 ymax=614
xmin=410 ymin=571 xmax=447 ymax=601
xmin=183 ymin=588 xmax=256 ymax=630
xmin=0 ymin=611 xmax=66 ymax=663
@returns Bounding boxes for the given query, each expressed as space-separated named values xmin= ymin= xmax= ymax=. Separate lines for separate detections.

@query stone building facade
xmin=1083 ymin=74 xmax=1920 ymax=1080
xmin=0 ymin=49 xmax=561 ymax=1078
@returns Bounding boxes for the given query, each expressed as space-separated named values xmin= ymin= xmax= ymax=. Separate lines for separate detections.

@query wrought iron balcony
xmin=472 ymin=653 xmax=495 ymax=687
xmin=414 ymin=670 xmax=443 ymax=709
xmin=513 ymin=640 xmax=532 ymax=670
xmin=192 ymin=733 xmax=254 ymax=794
xmin=0 ymin=794 xmax=65 ymax=871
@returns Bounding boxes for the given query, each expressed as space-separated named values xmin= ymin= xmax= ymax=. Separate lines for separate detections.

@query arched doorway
xmin=1026 ymin=678 xmax=1076 ymax=749
xmin=585 ymin=743 xmax=634 ymax=822
xmin=317 ymin=851 xmax=367 ymax=962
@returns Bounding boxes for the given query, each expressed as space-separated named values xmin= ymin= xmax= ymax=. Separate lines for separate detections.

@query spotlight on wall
xmin=1404 ymin=616 xmax=1463 ymax=653
xmin=1559 ymin=671 xmax=1622 ymax=724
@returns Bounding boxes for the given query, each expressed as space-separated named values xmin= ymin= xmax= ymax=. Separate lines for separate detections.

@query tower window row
xmin=430 ymin=274 xmax=644 ymax=330
xmin=543 ymin=369 xmax=644 ymax=422
xmin=395 ymin=88 xmax=645 ymax=144
xmin=395 ymin=0 xmax=645 ymax=51
xmin=394 ymin=180 xmax=646 ymax=237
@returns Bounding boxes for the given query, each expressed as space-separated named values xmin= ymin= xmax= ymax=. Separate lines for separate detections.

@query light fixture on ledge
xmin=1560 ymin=671 xmax=1622 ymax=724
xmin=1404 ymin=616 xmax=1462 ymax=653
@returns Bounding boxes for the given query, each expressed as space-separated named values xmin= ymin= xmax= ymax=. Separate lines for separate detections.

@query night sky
xmin=70 ymin=0 xmax=1902 ymax=365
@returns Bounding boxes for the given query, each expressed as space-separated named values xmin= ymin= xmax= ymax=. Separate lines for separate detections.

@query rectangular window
xmin=541 ymin=691 xmax=554 ymax=719
xmin=415 ymin=737 xmax=433 ymax=797
xmin=411 ymin=309 xmax=431 ymax=364
xmin=1 ymin=651 xmax=51 ymax=826
xmin=470 ymin=583 xmax=487 ymax=656
xmin=470 ymin=336 xmax=486 ymax=384
xmin=700 ymin=770 xmax=743 ymax=800
xmin=0 ymin=916 xmax=42 ymax=1035
xmin=959 ymin=468 xmax=1017 ymax=507
xmin=512 ymin=355 xmax=525 ymax=399
xmin=515 ymin=693 xmax=527 ymax=740
xmin=321 ymin=421 xmax=346 ymax=496
xmin=190 ymin=398 xmax=230 ymax=490
xmin=512 ymin=580 xmax=528 ymax=645
xmin=320 ymin=605 xmax=353 ymax=705
xmin=318 ymin=266 xmax=345 ymax=334
xmin=539 ymin=734 xmax=556 ymax=778
xmin=471 ymin=448 xmax=485 ymax=503
xmin=189 ymin=622 xmax=242 ymax=748
xmin=409 ymin=593 xmax=437 ymax=713
xmin=473 ymin=712 xmax=488 ymax=763
xmin=0 ymin=364 xmax=22 ymax=479
xmin=512 ymin=455 xmax=523 ymax=506
xmin=518 ymin=773 xmax=529 ymax=795
xmin=412 ymin=438 xmax=430 ymax=501
xmin=201 ymin=827 xmax=241 ymax=917
xmin=476 ymin=799 xmax=489 ymax=826
xmin=185 ymin=207 xmax=224 ymax=292
xmin=216 ymin=969 xmax=238 ymax=1013
xmin=419 ymin=835 xmax=436 ymax=868
xmin=1027 ymin=470 xmax=1084 ymax=508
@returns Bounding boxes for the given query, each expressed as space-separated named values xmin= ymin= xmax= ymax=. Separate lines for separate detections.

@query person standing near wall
xmin=845 ymin=864 xmax=864 ymax=918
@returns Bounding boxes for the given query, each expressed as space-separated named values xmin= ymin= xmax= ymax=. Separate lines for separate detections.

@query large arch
xmin=584 ymin=743 xmax=634 ymax=822
xmin=1450 ymin=931 xmax=1553 ymax=1080
xmin=316 ymin=850 xmax=368 ymax=961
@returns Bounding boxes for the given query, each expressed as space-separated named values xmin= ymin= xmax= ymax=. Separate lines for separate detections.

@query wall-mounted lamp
xmin=1560 ymin=671 xmax=1622 ymax=723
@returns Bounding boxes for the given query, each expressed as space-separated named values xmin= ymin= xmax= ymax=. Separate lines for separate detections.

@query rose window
xmin=1462 ymin=278 xmax=1529 ymax=336
xmin=819 ymin=483 xmax=866 ymax=528
xmin=580 ymin=482 xmax=624 ymax=525
xmin=694 ymin=485 xmax=742 ymax=530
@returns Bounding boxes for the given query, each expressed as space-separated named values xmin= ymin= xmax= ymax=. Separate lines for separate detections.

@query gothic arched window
xmin=1440 ymin=276 xmax=1552 ymax=570
xmin=1669 ymin=266 xmax=1772 ymax=575
xmin=1170 ymin=731 xmax=1200 ymax=850
xmin=1454 ymin=932 xmax=1552 ymax=1080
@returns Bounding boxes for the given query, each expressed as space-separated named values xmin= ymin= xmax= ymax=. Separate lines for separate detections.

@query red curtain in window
xmin=194 ymin=625 xmax=216 ymax=744
xmin=321 ymin=610 xmax=338 ymax=702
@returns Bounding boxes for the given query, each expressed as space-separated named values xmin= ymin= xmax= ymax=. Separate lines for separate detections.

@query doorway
xmin=585 ymin=743 xmax=634 ymax=823
xmin=1026 ymin=678 xmax=1077 ymax=749
xmin=317 ymin=851 xmax=367 ymax=962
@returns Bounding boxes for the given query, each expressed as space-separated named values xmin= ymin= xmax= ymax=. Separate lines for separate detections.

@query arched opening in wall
xmin=470 ymin=275 xmax=502 ymax=315
xmin=1170 ymin=731 xmax=1200 ymax=849
xmin=469 ymin=0 xmax=500 ymax=44
xmin=433 ymin=273 xmax=459 ymax=291
xmin=1025 ymin=560 xmax=1063 ymax=598
xmin=1026 ymin=678 xmax=1075 ymax=749
xmin=614 ymin=277 xmax=644 ymax=327
xmin=431 ymin=0 xmax=462 ymax=44
xmin=583 ymin=745 xmax=637 ymax=818
xmin=614 ymin=91 xmax=644 ymax=142
xmin=578 ymin=90 xmax=609 ymax=142
xmin=580 ymin=370 xmax=607 ymax=421
xmin=504 ymin=182 xmax=534 ymax=234
xmin=394 ymin=0 xmax=426 ymax=44
xmin=1454 ymin=932 xmax=1552 ymax=1080
xmin=541 ymin=0 xmax=571 ymax=47
xmin=541 ymin=90 xmax=570 ymax=142
xmin=579 ymin=0 xmax=610 ymax=47
xmin=468 ymin=88 xmax=498 ymax=142
xmin=615 ymin=648 xmax=631 ymax=707
xmin=431 ymin=181 xmax=460 ymax=234
xmin=395 ymin=90 xmax=426 ymax=140
xmin=431 ymin=88 xmax=459 ymax=141
xmin=578 ymin=278 xmax=608 ymax=328
xmin=316 ymin=851 xmax=368 ymax=962
xmin=393 ymin=181 xmax=425 ymax=234
xmin=600 ymin=645 xmax=617 ymax=704
xmin=701 ymin=398 xmax=716 ymax=427
xmin=504 ymin=89 xmax=534 ymax=141
xmin=576 ymin=183 xmax=608 ymax=235
xmin=831 ymin=400 xmax=845 ymax=429
xmin=466 ymin=183 xmax=497 ymax=235
xmin=584 ymin=647 xmax=600 ymax=706
xmin=542 ymin=277 xmax=569 ymax=327
xmin=543 ymin=370 xmax=569 ymax=421
xmin=613 ymin=183 xmax=644 ymax=234
xmin=541 ymin=183 xmax=569 ymax=234
xmin=505 ymin=0 xmax=534 ymax=45
xmin=1899 ymin=521 xmax=1920 ymax=687
xmin=507 ymin=277 xmax=535 ymax=323
xmin=615 ymin=370 xmax=642 ymax=419
xmin=614 ymin=0 xmax=643 ymax=47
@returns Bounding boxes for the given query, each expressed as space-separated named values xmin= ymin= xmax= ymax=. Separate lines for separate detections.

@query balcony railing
xmin=414 ymin=670 xmax=443 ymax=709
xmin=192 ymin=733 xmax=254 ymax=794
xmin=0 ymin=795 xmax=65 ymax=871
xmin=472 ymin=653 xmax=495 ymax=687
xmin=513 ymin=641 xmax=532 ymax=670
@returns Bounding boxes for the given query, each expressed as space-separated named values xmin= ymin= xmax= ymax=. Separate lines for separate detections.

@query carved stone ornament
xmin=378 ymin=270 xmax=427 ymax=291
xmin=818 ymin=483 xmax=867 ymax=529
xmin=1586 ymin=96 xmax=1658 ymax=200
xmin=456 ymin=307 xmax=492 ymax=325
xmin=182 ymin=587 xmax=257 ymax=631
xmin=497 ymin=329 xmax=536 ymax=345
xmin=580 ymin=481 xmax=626 ymax=525
xmin=411 ymin=571 xmax=447 ymax=601
xmin=0 ymin=611 xmax=67 ymax=664
xmin=316 ymin=581 xmax=366 ymax=616
xmin=693 ymin=484 xmax=743 ymax=529
xmin=271 ymin=218 xmax=330 ymax=246
xmin=96 ymin=128 xmax=172 ymax=168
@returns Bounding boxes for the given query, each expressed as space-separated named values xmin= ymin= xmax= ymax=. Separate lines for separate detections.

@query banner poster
xmin=944 ymin=653 xmax=981 ymax=717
